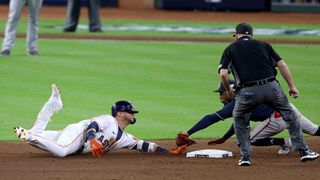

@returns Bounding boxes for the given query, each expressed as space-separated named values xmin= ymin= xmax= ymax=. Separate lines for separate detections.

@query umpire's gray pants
xmin=65 ymin=0 xmax=101 ymax=30
xmin=233 ymin=81 xmax=307 ymax=157
xmin=1 ymin=0 xmax=43 ymax=52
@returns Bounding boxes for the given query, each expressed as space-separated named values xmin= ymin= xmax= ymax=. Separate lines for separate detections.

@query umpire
xmin=218 ymin=23 xmax=319 ymax=166
xmin=63 ymin=0 xmax=102 ymax=32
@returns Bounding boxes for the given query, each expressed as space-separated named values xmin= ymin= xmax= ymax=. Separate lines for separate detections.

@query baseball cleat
xmin=300 ymin=149 xmax=319 ymax=162
xmin=238 ymin=155 xmax=251 ymax=166
xmin=14 ymin=127 xmax=29 ymax=141
xmin=278 ymin=145 xmax=290 ymax=155
xmin=49 ymin=84 xmax=64 ymax=113
xmin=1 ymin=49 xmax=10 ymax=56
xmin=28 ymin=50 xmax=40 ymax=56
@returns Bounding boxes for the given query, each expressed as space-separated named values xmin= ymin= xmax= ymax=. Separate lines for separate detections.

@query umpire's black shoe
xmin=238 ymin=155 xmax=251 ymax=166
xmin=89 ymin=27 xmax=102 ymax=33
xmin=1 ymin=49 xmax=10 ymax=56
xmin=300 ymin=149 xmax=319 ymax=162
xmin=63 ymin=27 xmax=76 ymax=32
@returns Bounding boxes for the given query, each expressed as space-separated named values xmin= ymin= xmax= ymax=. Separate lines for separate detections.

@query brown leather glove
xmin=89 ymin=139 xmax=104 ymax=157
xmin=176 ymin=132 xmax=196 ymax=147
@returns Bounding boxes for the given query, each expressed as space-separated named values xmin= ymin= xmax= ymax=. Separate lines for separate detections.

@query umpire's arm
xmin=220 ymin=69 xmax=234 ymax=98
xmin=276 ymin=60 xmax=299 ymax=98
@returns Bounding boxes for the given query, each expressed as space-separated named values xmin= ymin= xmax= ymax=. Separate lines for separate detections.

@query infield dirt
xmin=0 ymin=137 xmax=319 ymax=180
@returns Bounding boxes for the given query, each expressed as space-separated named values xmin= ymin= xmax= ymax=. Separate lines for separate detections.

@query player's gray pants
xmin=1 ymin=0 xmax=43 ymax=52
xmin=26 ymin=97 xmax=88 ymax=157
xmin=250 ymin=103 xmax=318 ymax=148
xmin=233 ymin=81 xmax=308 ymax=157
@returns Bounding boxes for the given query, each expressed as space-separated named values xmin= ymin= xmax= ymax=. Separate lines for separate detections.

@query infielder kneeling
xmin=14 ymin=84 xmax=181 ymax=157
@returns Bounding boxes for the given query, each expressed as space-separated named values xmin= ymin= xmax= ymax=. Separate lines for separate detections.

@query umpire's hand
xmin=289 ymin=86 xmax=299 ymax=98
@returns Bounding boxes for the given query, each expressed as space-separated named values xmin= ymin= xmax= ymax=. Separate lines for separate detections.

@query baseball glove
xmin=176 ymin=132 xmax=196 ymax=147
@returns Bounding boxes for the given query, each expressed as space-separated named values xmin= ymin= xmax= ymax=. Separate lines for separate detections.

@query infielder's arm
xmin=220 ymin=69 xmax=231 ymax=92
xmin=208 ymin=123 xmax=235 ymax=145
xmin=187 ymin=100 xmax=235 ymax=136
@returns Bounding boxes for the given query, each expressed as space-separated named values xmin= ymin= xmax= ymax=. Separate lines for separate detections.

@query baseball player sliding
xmin=14 ymin=84 xmax=183 ymax=157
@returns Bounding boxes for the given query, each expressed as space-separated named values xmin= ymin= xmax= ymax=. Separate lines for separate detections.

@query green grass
xmin=1 ymin=18 xmax=320 ymax=141
xmin=1 ymin=38 xmax=320 ymax=142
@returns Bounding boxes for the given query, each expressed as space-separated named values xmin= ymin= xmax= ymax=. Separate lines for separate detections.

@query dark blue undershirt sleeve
xmin=187 ymin=100 xmax=235 ymax=136
xmin=222 ymin=123 xmax=235 ymax=140
xmin=86 ymin=121 xmax=99 ymax=140
xmin=155 ymin=146 xmax=169 ymax=154
xmin=250 ymin=104 xmax=273 ymax=121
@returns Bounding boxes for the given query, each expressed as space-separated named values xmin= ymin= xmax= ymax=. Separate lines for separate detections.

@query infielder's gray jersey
xmin=1 ymin=0 xmax=43 ymax=52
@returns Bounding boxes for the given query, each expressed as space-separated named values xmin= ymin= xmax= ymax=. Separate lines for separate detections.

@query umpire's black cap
xmin=235 ymin=23 xmax=253 ymax=36
xmin=213 ymin=80 xmax=236 ymax=93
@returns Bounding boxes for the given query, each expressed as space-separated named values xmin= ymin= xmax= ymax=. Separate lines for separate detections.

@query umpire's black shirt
xmin=219 ymin=36 xmax=282 ymax=84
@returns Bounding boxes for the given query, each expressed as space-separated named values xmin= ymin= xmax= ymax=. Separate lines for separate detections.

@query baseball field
xmin=1 ymin=6 xmax=320 ymax=179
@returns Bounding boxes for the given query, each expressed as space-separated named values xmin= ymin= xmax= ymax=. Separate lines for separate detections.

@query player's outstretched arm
xmin=208 ymin=123 xmax=235 ymax=145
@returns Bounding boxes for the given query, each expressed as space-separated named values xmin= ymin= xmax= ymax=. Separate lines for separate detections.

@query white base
xmin=186 ymin=149 xmax=233 ymax=158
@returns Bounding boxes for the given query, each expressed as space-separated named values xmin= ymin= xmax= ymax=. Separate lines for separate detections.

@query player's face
xmin=122 ymin=112 xmax=136 ymax=124
xmin=219 ymin=91 xmax=231 ymax=104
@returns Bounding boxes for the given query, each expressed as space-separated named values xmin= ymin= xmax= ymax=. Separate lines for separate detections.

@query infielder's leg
xmin=290 ymin=103 xmax=319 ymax=135
xmin=1 ymin=0 xmax=26 ymax=51
xmin=250 ymin=114 xmax=286 ymax=143
xmin=26 ymin=0 xmax=43 ymax=53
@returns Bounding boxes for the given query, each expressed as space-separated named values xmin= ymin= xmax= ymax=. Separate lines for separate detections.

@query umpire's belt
xmin=240 ymin=77 xmax=275 ymax=88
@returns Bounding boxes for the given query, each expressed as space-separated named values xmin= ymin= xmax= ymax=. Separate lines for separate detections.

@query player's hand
xmin=288 ymin=87 xmax=299 ymax=98
xmin=226 ymin=90 xmax=235 ymax=99
xmin=208 ymin=137 xmax=227 ymax=146
xmin=169 ymin=144 xmax=188 ymax=155
xmin=89 ymin=139 xmax=103 ymax=158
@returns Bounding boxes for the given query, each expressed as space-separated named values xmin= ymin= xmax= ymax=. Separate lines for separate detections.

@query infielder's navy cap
xmin=235 ymin=23 xmax=253 ymax=36
xmin=213 ymin=80 xmax=236 ymax=92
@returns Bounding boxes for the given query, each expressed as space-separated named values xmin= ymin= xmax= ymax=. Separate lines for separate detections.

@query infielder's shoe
xmin=300 ymin=149 xmax=319 ymax=162
xmin=1 ymin=49 xmax=10 ymax=56
xmin=238 ymin=155 xmax=251 ymax=166
xmin=49 ymin=84 xmax=64 ymax=113
xmin=278 ymin=145 xmax=290 ymax=155
xmin=14 ymin=127 xmax=29 ymax=141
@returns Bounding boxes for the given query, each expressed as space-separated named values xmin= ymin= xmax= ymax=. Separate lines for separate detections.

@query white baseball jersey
xmin=27 ymin=114 xmax=157 ymax=157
